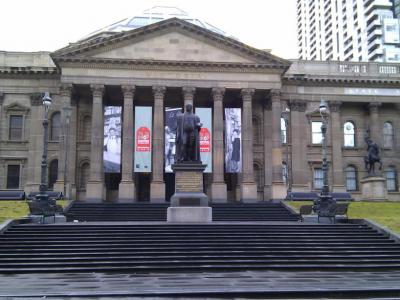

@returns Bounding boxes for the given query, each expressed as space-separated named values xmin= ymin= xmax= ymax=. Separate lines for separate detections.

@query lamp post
xmin=62 ymin=106 xmax=72 ymax=199
xmin=310 ymin=100 xmax=336 ymax=221
xmin=281 ymin=107 xmax=291 ymax=195
xmin=36 ymin=92 xmax=52 ymax=203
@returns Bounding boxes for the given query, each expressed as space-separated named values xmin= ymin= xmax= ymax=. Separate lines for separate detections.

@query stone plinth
xmin=361 ymin=176 xmax=388 ymax=201
xmin=167 ymin=163 xmax=211 ymax=223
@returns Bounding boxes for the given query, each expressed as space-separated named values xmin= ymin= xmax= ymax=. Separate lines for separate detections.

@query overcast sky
xmin=0 ymin=0 xmax=298 ymax=59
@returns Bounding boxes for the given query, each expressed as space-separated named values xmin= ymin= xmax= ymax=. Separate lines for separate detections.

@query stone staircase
xmin=65 ymin=202 xmax=300 ymax=222
xmin=0 ymin=223 xmax=399 ymax=274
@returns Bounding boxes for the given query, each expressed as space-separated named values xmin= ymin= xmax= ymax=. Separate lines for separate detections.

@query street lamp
xmin=307 ymin=100 xmax=336 ymax=222
xmin=36 ymin=92 xmax=52 ymax=203
xmin=62 ymin=106 xmax=72 ymax=199
xmin=281 ymin=107 xmax=291 ymax=196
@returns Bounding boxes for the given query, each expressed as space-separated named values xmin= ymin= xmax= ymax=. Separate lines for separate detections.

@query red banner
xmin=136 ymin=126 xmax=151 ymax=152
xmin=199 ymin=127 xmax=211 ymax=152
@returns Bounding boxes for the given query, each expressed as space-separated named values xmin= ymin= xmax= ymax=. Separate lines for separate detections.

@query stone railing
xmin=287 ymin=60 xmax=400 ymax=78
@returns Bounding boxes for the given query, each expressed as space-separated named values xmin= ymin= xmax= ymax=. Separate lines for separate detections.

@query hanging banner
xmin=165 ymin=107 xmax=181 ymax=173
xmin=103 ymin=106 xmax=122 ymax=173
xmin=134 ymin=106 xmax=152 ymax=172
xmin=225 ymin=108 xmax=242 ymax=173
xmin=196 ymin=107 xmax=212 ymax=173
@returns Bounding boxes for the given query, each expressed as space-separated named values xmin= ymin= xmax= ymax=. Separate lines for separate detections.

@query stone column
xmin=150 ymin=85 xmax=166 ymax=203
xmin=119 ymin=86 xmax=136 ymax=202
xmin=182 ymin=86 xmax=195 ymax=107
xmin=329 ymin=101 xmax=345 ymax=192
xmin=0 ymin=92 xmax=3 ymax=141
xmin=263 ymin=100 xmax=272 ymax=200
xmin=270 ymin=90 xmax=286 ymax=199
xmin=210 ymin=87 xmax=227 ymax=203
xmin=86 ymin=84 xmax=105 ymax=201
xmin=25 ymin=94 xmax=44 ymax=193
xmin=54 ymin=84 xmax=72 ymax=195
xmin=368 ymin=102 xmax=381 ymax=144
xmin=289 ymin=100 xmax=309 ymax=191
xmin=240 ymin=88 xmax=257 ymax=202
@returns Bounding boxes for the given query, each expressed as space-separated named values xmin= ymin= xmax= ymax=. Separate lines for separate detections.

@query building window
xmin=385 ymin=166 xmax=397 ymax=192
xmin=282 ymin=162 xmax=288 ymax=185
xmin=313 ymin=168 xmax=323 ymax=189
xmin=281 ymin=117 xmax=287 ymax=143
xmin=48 ymin=160 xmax=58 ymax=190
xmin=80 ymin=162 xmax=90 ymax=190
xmin=50 ymin=112 xmax=61 ymax=141
xmin=9 ymin=115 xmax=23 ymax=140
xmin=7 ymin=165 xmax=20 ymax=189
xmin=344 ymin=121 xmax=355 ymax=147
xmin=312 ymin=121 xmax=323 ymax=144
xmin=345 ymin=165 xmax=357 ymax=191
xmin=383 ymin=122 xmax=394 ymax=148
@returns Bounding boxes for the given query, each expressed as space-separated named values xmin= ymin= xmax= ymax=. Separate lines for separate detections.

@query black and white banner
xmin=165 ymin=107 xmax=181 ymax=173
xmin=225 ymin=108 xmax=242 ymax=173
xmin=103 ymin=106 xmax=122 ymax=173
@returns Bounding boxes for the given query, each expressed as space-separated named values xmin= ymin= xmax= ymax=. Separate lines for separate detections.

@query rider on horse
xmin=364 ymin=136 xmax=382 ymax=175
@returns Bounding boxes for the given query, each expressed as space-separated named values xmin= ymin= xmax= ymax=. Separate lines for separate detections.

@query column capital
xmin=241 ymin=88 xmax=255 ymax=101
xmin=90 ymin=84 xmax=105 ymax=98
xmin=0 ymin=92 xmax=4 ymax=105
xmin=152 ymin=85 xmax=166 ymax=99
xmin=270 ymin=89 xmax=281 ymax=102
xmin=59 ymin=84 xmax=73 ymax=97
xmin=121 ymin=85 xmax=135 ymax=98
xmin=329 ymin=101 xmax=342 ymax=113
xmin=211 ymin=87 xmax=225 ymax=101
xmin=289 ymin=99 xmax=307 ymax=112
xmin=30 ymin=93 xmax=43 ymax=106
xmin=368 ymin=102 xmax=381 ymax=112
xmin=182 ymin=86 xmax=196 ymax=98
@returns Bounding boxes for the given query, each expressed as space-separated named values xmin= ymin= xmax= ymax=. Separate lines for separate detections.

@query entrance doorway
xmin=105 ymin=173 xmax=121 ymax=202
xmin=137 ymin=173 xmax=151 ymax=201
xmin=164 ymin=173 xmax=175 ymax=202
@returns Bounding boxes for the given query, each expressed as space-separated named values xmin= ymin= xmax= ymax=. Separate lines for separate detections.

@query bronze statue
xmin=364 ymin=135 xmax=382 ymax=176
xmin=175 ymin=104 xmax=202 ymax=163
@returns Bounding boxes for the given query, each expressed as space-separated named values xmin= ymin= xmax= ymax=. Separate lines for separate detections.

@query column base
xmin=118 ymin=180 xmax=136 ymax=202
xmin=86 ymin=181 xmax=105 ymax=202
xmin=240 ymin=182 xmax=258 ymax=203
xmin=271 ymin=181 xmax=287 ymax=200
xmin=211 ymin=182 xmax=227 ymax=203
xmin=150 ymin=181 xmax=165 ymax=203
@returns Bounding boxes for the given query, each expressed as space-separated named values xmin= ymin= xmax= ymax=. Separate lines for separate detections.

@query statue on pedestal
xmin=175 ymin=104 xmax=202 ymax=163
xmin=364 ymin=132 xmax=382 ymax=176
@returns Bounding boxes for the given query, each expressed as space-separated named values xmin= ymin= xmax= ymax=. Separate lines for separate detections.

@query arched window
xmin=48 ymin=160 xmax=58 ymax=190
xmin=345 ymin=165 xmax=357 ymax=191
xmin=383 ymin=122 xmax=394 ymax=148
xmin=281 ymin=117 xmax=287 ymax=143
xmin=50 ymin=112 xmax=61 ymax=141
xmin=385 ymin=166 xmax=397 ymax=192
xmin=80 ymin=162 xmax=90 ymax=190
xmin=344 ymin=121 xmax=355 ymax=147
xmin=82 ymin=116 xmax=91 ymax=141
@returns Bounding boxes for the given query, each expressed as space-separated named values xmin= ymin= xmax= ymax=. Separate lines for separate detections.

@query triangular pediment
xmin=52 ymin=18 xmax=290 ymax=70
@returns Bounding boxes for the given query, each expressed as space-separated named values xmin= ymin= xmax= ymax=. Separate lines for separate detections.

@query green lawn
xmin=285 ymin=201 xmax=400 ymax=234
xmin=0 ymin=200 xmax=68 ymax=224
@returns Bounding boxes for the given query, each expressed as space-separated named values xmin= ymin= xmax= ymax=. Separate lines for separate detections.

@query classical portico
xmin=49 ymin=18 xmax=290 ymax=202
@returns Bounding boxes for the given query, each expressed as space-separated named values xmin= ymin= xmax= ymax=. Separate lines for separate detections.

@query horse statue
xmin=364 ymin=137 xmax=382 ymax=176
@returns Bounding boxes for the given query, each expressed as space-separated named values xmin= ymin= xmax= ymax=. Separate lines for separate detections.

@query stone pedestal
xmin=240 ymin=183 xmax=258 ymax=203
xmin=211 ymin=183 xmax=227 ymax=203
xmin=271 ymin=182 xmax=287 ymax=200
xmin=167 ymin=163 xmax=211 ymax=223
xmin=29 ymin=214 xmax=66 ymax=224
xmin=86 ymin=181 xmax=105 ymax=202
xmin=361 ymin=176 xmax=388 ymax=201
xmin=118 ymin=180 xmax=136 ymax=202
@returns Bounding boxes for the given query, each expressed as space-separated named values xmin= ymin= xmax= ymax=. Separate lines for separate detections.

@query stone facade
xmin=1 ymin=18 xmax=400 ymax=202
